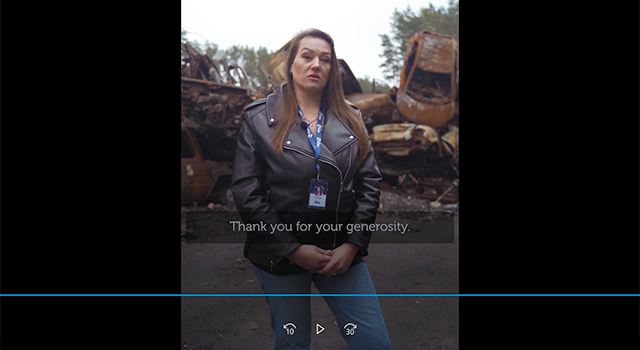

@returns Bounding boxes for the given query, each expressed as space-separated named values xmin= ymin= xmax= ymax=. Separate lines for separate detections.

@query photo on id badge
xmin=309 ymin=179 xmax=328 ymax=209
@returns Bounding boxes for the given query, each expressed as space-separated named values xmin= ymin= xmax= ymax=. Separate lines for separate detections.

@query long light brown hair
xmin=270 ymin=28 xmax=368 ymax=163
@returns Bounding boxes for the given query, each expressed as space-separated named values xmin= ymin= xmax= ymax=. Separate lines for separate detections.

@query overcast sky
xmin=181 ymin=0 xmax=453 ymax=86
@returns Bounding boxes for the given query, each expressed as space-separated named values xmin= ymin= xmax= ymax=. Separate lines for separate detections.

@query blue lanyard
xmin=298 ymin=105 xmax=323 ymax=176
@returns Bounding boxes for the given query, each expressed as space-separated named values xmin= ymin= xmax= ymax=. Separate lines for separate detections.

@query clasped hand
xmin=286 ymin=243 xmax=358 ymax=277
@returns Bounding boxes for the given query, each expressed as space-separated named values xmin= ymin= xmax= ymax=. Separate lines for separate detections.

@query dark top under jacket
xmin=231 ymin=84 xmax=382 ymax=275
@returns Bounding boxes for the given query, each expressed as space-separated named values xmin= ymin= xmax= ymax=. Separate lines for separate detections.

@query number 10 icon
xmin=283 ymin=323 xmax=296 ymax=335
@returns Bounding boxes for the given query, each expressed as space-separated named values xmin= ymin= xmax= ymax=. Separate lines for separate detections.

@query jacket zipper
xmin=335 ymin=181 xmax=342 ymax=248
xmin=336 ymin=147 xmax=353 ymax=247
xmin=284 ymin=143 xmax=355 ymax=248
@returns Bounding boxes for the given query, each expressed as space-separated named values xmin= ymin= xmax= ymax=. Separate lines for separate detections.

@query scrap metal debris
xmin=345 ymin=92 xmax=399 ymax=127
xmin=181 ymin=42 xmax=261 ymax=205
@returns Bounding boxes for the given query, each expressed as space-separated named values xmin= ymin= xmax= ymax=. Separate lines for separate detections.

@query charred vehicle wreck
xmin=181 ymin=42 xmax=259 ymax=205
xmin=372 ymin=30 xmax=458 ymax=182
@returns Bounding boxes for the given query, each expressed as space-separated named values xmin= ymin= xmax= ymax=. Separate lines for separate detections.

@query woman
xmin=231 ymin=28 xmax=391 ymax=350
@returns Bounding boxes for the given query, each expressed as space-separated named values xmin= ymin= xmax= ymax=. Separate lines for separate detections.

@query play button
xmin=316 ymin=323 xmax=325 ymax=335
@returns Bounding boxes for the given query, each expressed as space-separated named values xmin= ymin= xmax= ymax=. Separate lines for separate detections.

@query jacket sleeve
xmin=231 ymin=111 xmax=301 ymax=265
xmin=343 ymin=129 xmax=382 ymax=257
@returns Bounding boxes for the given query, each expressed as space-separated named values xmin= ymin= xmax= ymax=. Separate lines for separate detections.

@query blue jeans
xmin=252 ymin=262 xmax=391 ymax=350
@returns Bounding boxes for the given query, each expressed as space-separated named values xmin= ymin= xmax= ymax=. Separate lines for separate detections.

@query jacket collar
xmin=265 ymin=83 xmax=285 ymax=127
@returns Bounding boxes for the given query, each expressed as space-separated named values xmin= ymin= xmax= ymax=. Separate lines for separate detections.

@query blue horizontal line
xmin=0 ymin=294 xmax=639 ymax=297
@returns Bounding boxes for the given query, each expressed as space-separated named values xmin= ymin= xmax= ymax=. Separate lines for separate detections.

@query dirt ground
xmin=181 ymin=192 xmax=459 ymax=349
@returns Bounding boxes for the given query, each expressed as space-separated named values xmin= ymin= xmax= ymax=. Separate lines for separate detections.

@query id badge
xmin=309 ymin=179 xmax=328 ymax=209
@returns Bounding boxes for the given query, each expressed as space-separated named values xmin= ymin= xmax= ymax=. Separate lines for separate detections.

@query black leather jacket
xmin=231 ymin=84 xmax=382 ymax=275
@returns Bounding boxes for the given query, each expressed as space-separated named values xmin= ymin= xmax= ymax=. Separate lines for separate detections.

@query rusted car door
xmin=181 ymin=127 xmax=215 ymax=205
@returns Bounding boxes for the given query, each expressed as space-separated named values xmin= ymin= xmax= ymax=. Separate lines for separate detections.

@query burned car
xmin=396 ymin=30 xmax=458 ymax=128
xmin=369 ymin=30 xmax=459 ymax=180
xmin=181 ymin=125 xmax=233 ymax=206
xmin=181 ymin=42 xmax=258 ymax=205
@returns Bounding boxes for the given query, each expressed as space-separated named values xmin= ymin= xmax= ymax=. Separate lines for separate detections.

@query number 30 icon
xmin=344 ymin=323 xmax=357 ymax=336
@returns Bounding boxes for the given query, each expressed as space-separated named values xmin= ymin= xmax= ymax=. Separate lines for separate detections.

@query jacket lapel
xmin=285 ymin=120 xmax=315 ymax=154
xmin=321 ymin=107 xmax=358 ymax=159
